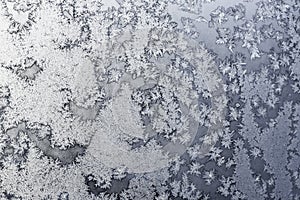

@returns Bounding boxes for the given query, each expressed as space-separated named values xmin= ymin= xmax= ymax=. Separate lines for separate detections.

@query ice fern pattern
xmin=0 ymin=0 xmax=299 ymax=199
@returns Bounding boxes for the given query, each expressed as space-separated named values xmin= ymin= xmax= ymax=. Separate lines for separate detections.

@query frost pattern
xmin=0 ymin=0 xmax=299 ymax=199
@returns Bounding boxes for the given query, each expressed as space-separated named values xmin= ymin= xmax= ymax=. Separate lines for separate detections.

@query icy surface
xmin=0 ymin=0 xmax=299 ymax=199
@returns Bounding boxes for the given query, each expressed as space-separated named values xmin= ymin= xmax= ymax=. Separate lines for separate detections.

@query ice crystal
xmin=0 ymin=0 xmax=299 ymax=199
